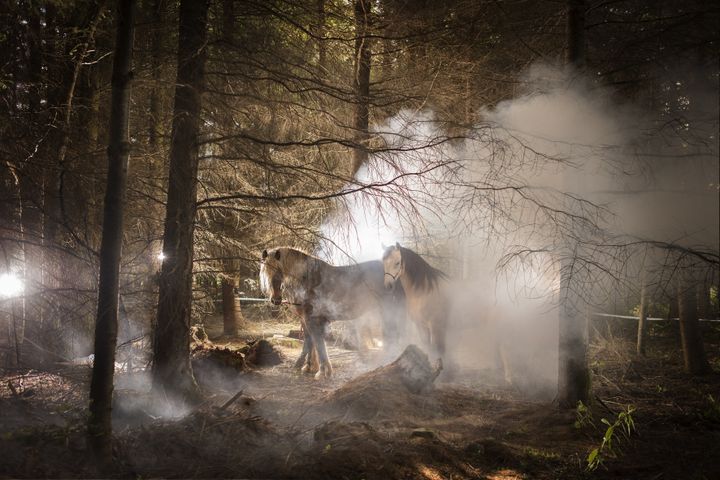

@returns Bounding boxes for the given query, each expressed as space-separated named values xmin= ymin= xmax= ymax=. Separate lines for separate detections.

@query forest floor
xmin=1 ymin=312 xmax=719 ymax=479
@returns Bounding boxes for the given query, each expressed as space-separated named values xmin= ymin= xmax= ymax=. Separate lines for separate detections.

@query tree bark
xmin=351 ymin=0 xmax=372 ymax=176
xmin=697 ymin=284 xmax=709 ymax=321
xmin=222 ymin=0 xmax=235 ymax=44
xmin=147 ymin=0 xmax=164 ymax=150
xmin=558 ymin=0 xmax=590 ymax=409
xmin=566 ymin=0 xmax=585 ymax=68
xmin=26 ymin=5 xmax=43 ymax=114
xmin=87 ymin=0 xmax=135 ymax=466
xmin=222 ymin=277 xmax=238 ymax=336
xmin=81 ymin=54 xmax=103 ymax=147
xmin=636 ymin=283 xmax=648 ymax=356
xmin=50 ymin=2 xmax=106 ymax=240
xmin=152 ymin=0 xmax=209 ymax=402
xmin=677 ymin=280 xmax=710 ymax=375
xmin=557 ymin=259 xmax=590 ymax=408
xmin=316 ymin=0 xmax=327 ymax=72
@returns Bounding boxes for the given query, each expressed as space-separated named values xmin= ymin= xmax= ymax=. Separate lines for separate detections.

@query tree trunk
xmin=148 ymin=0 xmax=164 ymax=150
xmin=558 ymin=0 xmax=590 ymax=409
xmin=668 ymin=293 xmax=679 ymax=319
xmin=351 ymin=0 xmax=372 ymax=176
xmin=697 ymin=284 xmax=709 ymax=320
xmin=557 ymin=259 xmax=590 ymax=408
xmin=316 ymin=0 xmax=327 ymax=72
xmin=636 ymin=283 xmax=648 ymax=356
xmin=152 ymin=0 xmax=209 ymax=402
xmin=87 ymin=0 xmax=135 ymax=466
xmin=566 ymin=0 xmax=585 ymax=68
xmin=27 ymin=5 xmax=43 ymax=114
xmin=222 ymin=0 xmax=235 ymax=44
xmin=81 ymin=54 xmax=103 ymax=147
xmin=51 ymin=2 xmax=106 ymax=240
xmin=222 ymin=277 xmax=238 ymax=336
xmin=677 ymin=281 xmax=710 ymax=375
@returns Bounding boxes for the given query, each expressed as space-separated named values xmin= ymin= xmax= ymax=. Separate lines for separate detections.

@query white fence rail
xmin=591 ymin=312 xmax=720 ymax=323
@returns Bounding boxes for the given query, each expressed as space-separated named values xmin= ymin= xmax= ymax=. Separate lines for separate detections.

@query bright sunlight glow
xmin=0 ymin=273 xmax=24 ymax=297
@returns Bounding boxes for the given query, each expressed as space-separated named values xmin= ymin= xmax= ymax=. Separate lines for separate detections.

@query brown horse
xmin=260 ymin=247 xmax=402 ymax=378
xmin=382 ymin=243 xmax=448 ymax=358
xmin=383 ymin=243 xmax=520 ymax=384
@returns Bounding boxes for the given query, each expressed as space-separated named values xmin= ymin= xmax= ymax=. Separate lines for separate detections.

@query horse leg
xmin=494 ymin=341 xmax=512 ymax=385
xmin=380 ymin=292 xmax=401 ymax=350
xmin=307 ymin=344 xmax=320 ymax=374
xmin=295 ymin=328 xmax=311 ymax=369
xmin=418 ymin=321 xmax=432 ymax=353
xmin=431 ymin=319 xmax=446 ymax=359
xmin=307 ymin=318 xmax=332 ymax=379
xmin=298 ymin=326 xmax=320 ymax=375
xmin=294 ymin=318 xmax=318 ymax=374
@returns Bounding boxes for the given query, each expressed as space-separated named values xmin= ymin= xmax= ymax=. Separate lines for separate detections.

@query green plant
xmin=587 ymin=405 xmax=637 ymax=471
xmin=699 ymin=394 xmax=720 ymax=424
xmin=574 ymin=400 xmax=595 ymax=429
xmin=524 ymin=447 xmax=561 ymax=461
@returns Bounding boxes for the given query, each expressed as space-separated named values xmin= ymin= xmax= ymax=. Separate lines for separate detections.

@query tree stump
xmin=325 ymin=345 xmax=443 ymax=420
xmin=390 ymin=344 xmax=443 ymax=393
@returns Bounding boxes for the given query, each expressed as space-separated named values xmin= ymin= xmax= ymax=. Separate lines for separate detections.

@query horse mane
xmin=392 ymin=246 xmax=447 ymax=291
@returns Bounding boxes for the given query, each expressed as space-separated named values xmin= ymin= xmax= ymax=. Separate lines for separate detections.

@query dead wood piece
xmin=287 ymin=329 xmax=303 ymax=340
xmin=244 ymin=339 xmax=283 ymax=367
xmin=190 ymin=325 xmax=213 ymax=351
xmin=313 ymin=421 xmax=375 ymax=444
xmin=337 ymin=344 xmax=441 ymax=396
xmin=220 ymin=389 xmax=245 ymax=411
xmin=325 ymin=345 xmax=444 ymax=421
xmin=410 ymin=428 xmax=436 ymax=439
xmin=7 ymin=379 xmax=19 ymax=397
xmin=191 ymin=346 xmax=247 ymax=374
xmin=392 ymin=344 xmax=443 ymax=394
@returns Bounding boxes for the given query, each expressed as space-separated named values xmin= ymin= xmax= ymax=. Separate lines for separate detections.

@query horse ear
xmin=274 ymin=250 xmax=281 ymax=260
xmin=395 ymin=242 xmax=401 ymax=249
xmin=262 ymin=249 xmax=268 ymax=259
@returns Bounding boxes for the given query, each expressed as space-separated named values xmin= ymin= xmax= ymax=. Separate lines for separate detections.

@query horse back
xmin=311 ymin=260 xmax=387 ymax=319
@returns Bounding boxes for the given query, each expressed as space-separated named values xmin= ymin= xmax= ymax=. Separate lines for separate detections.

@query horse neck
xmin=283 ymin=253 xmax=323 ymax=293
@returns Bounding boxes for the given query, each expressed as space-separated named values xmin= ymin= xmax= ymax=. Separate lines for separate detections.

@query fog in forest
xmin=2 ymin=1 xmax=718 ymax=477
xmin=318 ymin=63 xmax=719 ymax=396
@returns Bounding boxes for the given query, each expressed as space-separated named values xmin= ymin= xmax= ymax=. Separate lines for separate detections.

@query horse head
xmin=260 ymin=248 xmax=284 ymax=305
xmin=382 ymin=242 xmax=404 ymax=290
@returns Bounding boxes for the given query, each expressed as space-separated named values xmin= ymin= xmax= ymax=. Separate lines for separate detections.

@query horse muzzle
xmin=271 ymin=297 xmax=282 ymax=306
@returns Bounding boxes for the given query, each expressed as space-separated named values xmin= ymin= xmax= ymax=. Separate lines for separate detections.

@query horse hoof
xmin=301 ymin=364 xmax=318 ymax=375
xmin=314 ymin=366 xmax=332 ymax=380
